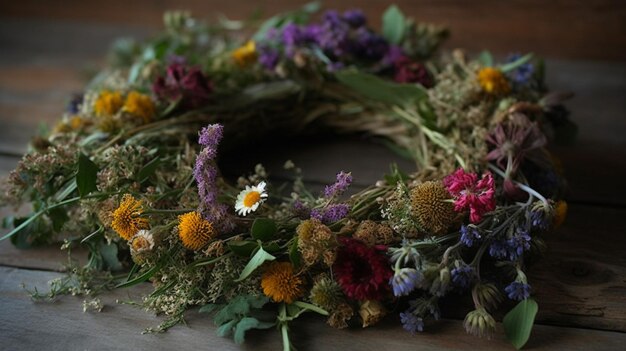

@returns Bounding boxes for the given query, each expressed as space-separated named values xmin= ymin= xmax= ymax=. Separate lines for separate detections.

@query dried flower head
xmin=232 ymin=41 xmax=258 ymax=67
xmin=359 ymin=300 xmax=387 ymax=328
xmin=94 ymin=90 xmax=123 ymax=117
xmin=297 ymin=218 xmax=335 ymax=266
xmin=310 ymin=275 xmax=343 ymax=310
xmin=123 ymin=91 xmax=155 ymax=123
xmin=130 ymin=229 xmax=155 ymax=264
xmin=477 ymin=67 xmax=510 ymax=95
xmin=473 ymin=283 xmax=503 ymax=311
xmin=410 ymin=181 xmax=456 ymax=235
xmin=463 ymin=308 xmax=496 ymax=338
xmin=261 ymin=261 xmax=304 ymax=304
xmin=353 ymin=220 xmax=395 ymax=246
xmin=327 ymin=302 xmax=354 ymax=329
xmin=111 ymin=194 xmax=149 ymax=241
xmin=177 ymin=211 xmax=216 ymax=251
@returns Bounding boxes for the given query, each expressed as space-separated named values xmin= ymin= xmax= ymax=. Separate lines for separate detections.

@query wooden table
xmin=1 ymin=11 xmax=626 ymax=351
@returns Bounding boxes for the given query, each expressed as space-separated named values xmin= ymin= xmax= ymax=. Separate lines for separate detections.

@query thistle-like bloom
xmin=111 ymin=194 xmax=149 ymax=241
xmin=94 ymin=90 xmax=123 ymax=117
xmin=464 ymin=308 xmax=496 ymax=338
xmin=477 ymin=67 xmax=510 ymax=95
xmin=310 ymin=275 xmax=343 ymax=310
xmin=123 ymin=91 xmax=155 ymax=124
xmin=177 ymin=211 xmax=216 ymax=251
xmin=333 ymin=238 xmax=392 ymax=300
xmin=152 ymin=63 xmax=213 ymax=109
xmin=443 ymin=168 xmax=496 ymax=223
xmin=235 ymin=181 xmax=268 ymax=216
xmin=486 ymin=114 xmax=547 ymax=177
xmin=410 ymin=181 xmax=457 ymax=235
xmin=390 ymin=268 xmax=422 ymax=296
xmin=232 ymin=41 xmax=258 ymax=67
xmin=400 ymin=311 xmax=424 ymax=334
xmin=261 ymin=261 xmax=304 ymax=304
xmin=324 ymin=171 xmax=353 ymax=198
xmin=505 ymin=281 xmax=532 ymax=301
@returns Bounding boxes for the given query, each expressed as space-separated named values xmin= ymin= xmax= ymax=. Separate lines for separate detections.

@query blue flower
xmin=507 ymin=230 xmax=531 ymax=260
xmin=451 ymin=264 xmax=475 ymax=290
xmin=390 ymin=268 xmax=422 ymax=296
xmin=460 ymin=225 xmax=482 ymax=247
xmin=400 ymin=311 xmax=424 ymax=334
xmin=506 ymin=53 xmax=534 ymax=85
xmin=489 ymin=239 xmax=509 ymax=259
xmin=530 ymin=210 xmax=549 ymax=230
xmin=505 ymin=281 xmax=532 ymax=301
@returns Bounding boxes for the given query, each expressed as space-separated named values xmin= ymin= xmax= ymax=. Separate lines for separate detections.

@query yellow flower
xmin=123 ymin=91 xmax=155 ymax=123
xmin=553 ymin=200 xmax=568 ymax=228
xmin=261 ymin=261 xmax=304 ymax=304
xmin=94 ymin=90 xmax=123 ymax=117
xmin=177 ymin=212 xmax=215 ymax=251
xmin=477 ymin=67 xmax=510 ymax=95
xmin=232 ymin=41 xmax=258 ymax=67
xmin=111 ymin=194 xmax=150 ymax=241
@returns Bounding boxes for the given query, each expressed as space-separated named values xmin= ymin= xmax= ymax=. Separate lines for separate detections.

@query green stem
xmin=279 ymin=303 xmax=290 ymax=351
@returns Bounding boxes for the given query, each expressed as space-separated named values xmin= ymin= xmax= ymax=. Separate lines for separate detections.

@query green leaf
xmin=500 ymin=53 xmax=533 ymax=73
xmin=289 ymin=239 xmax=302 ymax=268
xmin=504 ymin=298 xmax=539 ymax=350
xmin=233 ymin=317 xmax=275 ymax=344
xmin=217 ymin=320 xmax=237 ymax=337
xmin=76 ymin=153 xmax=99 ymax=197
xmin=382 ymin=5 xmax=405 ymax=44
xmin=199 ymin=304 xmax=222 ymax=314
xmin=336 ymin=70 xmax=427 ymax=106
xmin=292 ymin=301 xmax=329 ymax=316
xmin=137 ymin=157 xmax=161 ymax=183
xmin=477 ymin=50 xmax=494 ymax=66
xmin=234 ymin=247 xmax=275 ymax=282
xmin=116 ymin=263 xmax=161 ymax=288
xmin=228 ymin=240 xmax=259 ymax=257
xmin=98 ymin=241 xmax=123 ymax=271
xmin=251 ymin=218 xmax=277 ymax=241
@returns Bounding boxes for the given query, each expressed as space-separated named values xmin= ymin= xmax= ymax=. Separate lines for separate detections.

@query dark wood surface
xmin=1 ymin=5 xmax=626 ymax=350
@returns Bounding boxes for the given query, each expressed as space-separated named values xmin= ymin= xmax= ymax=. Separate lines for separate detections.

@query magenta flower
xmin=152 ymin=63 xmax=213 ymax=109
xmin=443 ymin=168 xmax=496 ymax=223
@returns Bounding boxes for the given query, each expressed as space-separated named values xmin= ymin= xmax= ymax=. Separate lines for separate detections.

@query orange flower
xmin=111 ymin=194 xmax=149 ymax=240
xmin=94 ymin=90 xmax=123 ymax=117
xmin=177 ymin=212 xmax=215 ymax=251
xmin=261 ymin=262 xmax=304 ymax=304
xmin=477 ymin=67 xmax=510 ymax=95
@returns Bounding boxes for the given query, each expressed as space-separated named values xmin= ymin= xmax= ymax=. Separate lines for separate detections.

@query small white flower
xmin=130 ymin=229 xmax=155 ymax=253
xmin=235 ymin=181 xmax=268 ymax=216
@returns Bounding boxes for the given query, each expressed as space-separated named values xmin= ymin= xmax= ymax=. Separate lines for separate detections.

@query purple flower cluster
xmin=505 ymin=281 xmax=532 ymax=301
xmin=152 ymin=63 xmax=213 ymax=109
xmin=506 ymin=53 xmax=534 ymax=85
xmin=291 ymin=200 xmax=311 ymax=219
xmin=324 ymin=171 xmax=353 ymax=198
xmin=193 ymin=124 xmax=233 ymax=231
xmin=400 ymin=311 xmax=424 ymax=334
xmin=390 ymin=268 xmax=422 ymax=296
xmin=488 ymin=230 xmax=532 ymax=261
xmin=530 ymin=210 xmax=549 ymax=230
xmin=460 ymin=225 xmax=482 ymax=247
xmin=451 ymin=264 xmax=475 ymax=290
xmin=311 ymin=203 xmax=350 ymax=224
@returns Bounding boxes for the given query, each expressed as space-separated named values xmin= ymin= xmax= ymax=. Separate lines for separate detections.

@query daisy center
xmin=243 ymin=191 xmax=261 ymax=207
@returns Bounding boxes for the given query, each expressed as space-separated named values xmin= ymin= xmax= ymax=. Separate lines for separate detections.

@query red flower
xmin=393 ymin=55 xmax=433 ymax=88
xmin=443 ymin=168 xmax=496 ymax=223
xmin=152 ymin=63 xmax=213 ymax=109
xmin=333 ymin=238 xmax=392 ymax=301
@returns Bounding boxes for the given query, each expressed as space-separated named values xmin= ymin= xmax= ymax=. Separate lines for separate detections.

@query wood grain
xmin=1 ymin=266 xmax=625 ymax=351
xmin=1 ymin=0 xmax=625 ymax=60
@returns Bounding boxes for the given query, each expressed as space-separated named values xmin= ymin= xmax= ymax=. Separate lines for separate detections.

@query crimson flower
xmin=333 ymin=238 xmax=392 ymax=300
xmin=393 ymin=55 xmax=433 ymax=88
xmin=152 ymin=63 xmax=213 ymax=109
xmin=443 ymin=168 xmax=496 ymax=223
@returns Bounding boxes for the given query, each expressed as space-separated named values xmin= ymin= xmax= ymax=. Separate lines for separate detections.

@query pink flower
xmin=152 ymin=63 xmax=213 ymax=109
xmin=443 ymin=168 xmax=496 ymax=223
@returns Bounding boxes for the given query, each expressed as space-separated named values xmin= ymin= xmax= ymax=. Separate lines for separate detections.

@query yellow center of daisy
xmin=243 ymin=191 xmax=261 ymax=207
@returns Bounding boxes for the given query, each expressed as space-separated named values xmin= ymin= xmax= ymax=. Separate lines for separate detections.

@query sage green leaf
xmin=500 ymin=53 xmax=533 ymax=73
xmin=251 ymin=218 xmax=277 ymax=241
xmin=382 ymin=5 xmax=405 ymax=44
xmin=477 ymin=50 xmax=494 ymax=66
xmin=504 ymin=298 xmax=539 ymax=350
xmin=234 ymin=247 xmax=275 ymax=282
xmin=233 ymin=317 xmax=275 ymax=344
xmin=98 ymin=241 xmax=123 ymax=271
xmin=217 ymin=320 xmax=237 ymax=337
xmin=293 ymin=301 xmax=329 ymax=316
xmin=76 ymin=153 xmax=99 ymax=197
xmin=137 ymin=157 xmax=161 ymax=183
xmin=336 ymin=70 xmax=427 ymax=106
xmin=199 ymin=303 xmax=221 ymax=314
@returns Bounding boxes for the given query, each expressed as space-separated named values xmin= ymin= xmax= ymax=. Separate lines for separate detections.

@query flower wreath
xmin=0 ymin=4 xmax=575 ymax=350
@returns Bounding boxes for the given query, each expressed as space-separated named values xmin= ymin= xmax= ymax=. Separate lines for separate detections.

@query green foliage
xmin=477 ymin=50 xmax=494 ymax=66
xmin=251 ymin=218 xmax=277 ymax=241
xmin=252 ymin=1 xmax=321 ymax=41
xmin=137 ymin=157 xmax=161 ymax=183
xmin=336 ymin=70 xmax=427 ymax=106
xmin=288 ymin=239 xmax=301 ymax=268
xmin=76 ymin=153 xmax=99 ymax=197
xmin=228 ymin=240 xmax=259 ymax=257
xmin=382 ymin=5 xmax=406 ymax=44
xmin=500 ymin=53 xmax=533 ymax=73
xmin=504 ymin=298 xmax=538 ymax=350
xmin=235 ymin=246 xmax=276 ymax=282
xmin=201 ymin=295 xmax=275 ymax=344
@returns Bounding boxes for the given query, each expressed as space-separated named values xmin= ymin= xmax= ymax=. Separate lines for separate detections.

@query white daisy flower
xmin=235 ymin=181 xmax=268 ymax=216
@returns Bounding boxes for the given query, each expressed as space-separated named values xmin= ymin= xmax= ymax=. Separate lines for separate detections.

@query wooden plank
xmin=1 ymin=1 xmax=625 ymax=60
xmin=1 ymin=266 xmax=625 ymax=351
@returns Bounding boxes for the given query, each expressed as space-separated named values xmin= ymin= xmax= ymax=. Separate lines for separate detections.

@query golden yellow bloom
xmin=177 ymin=211 xmax=216 ymax=251
xmin=261 ymin=261 xmax=304 ymax=304
xmin=94 ymin=90 xmax=123 ymax=117
xmin=553 ymin=200 xmax=568 ymax=228
xmin=410 ymin=181 xmax=457 ymax=235
xmin=111 ymin=194 xmax=150 ymax=241
xmin=232 ymin=41 xmax=258 ymax=67
xmin=477 ymin=67 xmax=510 ymax=95
xmin=123 ymin=91 xmax=155 ymax=124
